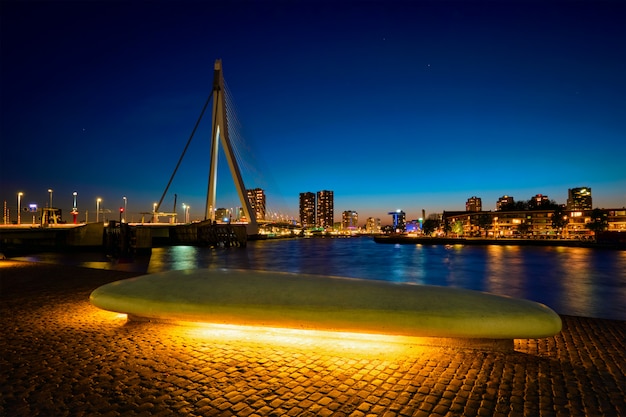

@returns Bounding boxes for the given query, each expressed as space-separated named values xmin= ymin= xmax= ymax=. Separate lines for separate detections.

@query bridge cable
xmin=155 ymin=90 xmax=214 ymax=213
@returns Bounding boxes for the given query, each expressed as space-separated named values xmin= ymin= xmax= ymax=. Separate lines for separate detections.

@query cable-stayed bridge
xmin=154 ymin=59 xmax=297 ymax=236
xmin=0 ymin=60 xmax=298 ymax=256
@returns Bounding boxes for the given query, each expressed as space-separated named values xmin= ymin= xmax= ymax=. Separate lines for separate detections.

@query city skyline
xmin=3 ymin=183 xmax=622 ymax=227
xmin=2 ymin=1 xmax=625 ymax=223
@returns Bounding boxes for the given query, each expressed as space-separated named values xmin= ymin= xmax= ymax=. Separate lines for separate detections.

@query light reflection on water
xmin=16 ymin=237 xmax=626 ymax=320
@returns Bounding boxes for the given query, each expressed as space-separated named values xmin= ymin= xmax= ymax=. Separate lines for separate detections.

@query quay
xmin=0 ymin=221 xmax=248 ymax=257
xmin=1 ymin=260 xmax=625 ymax=416
xmin=373 ymin=234 xmax=626 ymax=250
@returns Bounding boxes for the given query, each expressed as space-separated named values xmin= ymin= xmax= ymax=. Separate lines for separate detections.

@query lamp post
xmin=123 ymin=196 xmax=127 ymax=223
xmin=17 ymin=192 xmax=23 ymax=225
xmin=46 ymin=189 xmax=53 ymax=225
xmin=183 ymin=204 xmax=190 ymax=223
xmin=72 ymin=192 xmax=78 ymax=224
xmin=153 ymin=202 xmax=157 ymax=223
xmin=96 ymin=198 xmax=102 ymax=223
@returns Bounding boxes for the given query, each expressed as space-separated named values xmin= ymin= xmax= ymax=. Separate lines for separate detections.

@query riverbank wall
xmin=373 ymin=234 xmax=626 ymax=250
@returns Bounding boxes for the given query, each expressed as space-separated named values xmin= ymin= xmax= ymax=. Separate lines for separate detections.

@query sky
xmin=1 ymin=0 xmax=625 ymax=224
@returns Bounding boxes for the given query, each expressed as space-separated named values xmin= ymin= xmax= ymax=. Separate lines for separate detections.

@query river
xmin=16 ymin=236 xmax=626 ymax=321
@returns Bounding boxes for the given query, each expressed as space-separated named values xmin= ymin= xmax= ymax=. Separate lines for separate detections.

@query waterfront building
xmin=246 ymin=188 xmax=266 ymax=221
xmin=466 ymin=196 xmax=482 ymax=212
xmin=388 ymin=210 xmax=406 ymax=232
xmin=342 ymin=210 xmax=358 ymax=231
xmin=565 ymin=209 xmax=592 ymax=237
xmin=406 ymin=219 xmax=422 ymax=233
xmin=567 ymin=187 xmax=592 ymax=210
xmin=492 ymin=211 xmax=526 ymax=236
xmin=317 ymin=190 xmax=334 ymax=229
xmin=496 ymin=195 xmax=515 ymax=211
xmin=444 ymin=210 xmax=555 ymax=237
xmin=299 ymin=192 xmax=316 ymax=228
xmin=607 ymin=209 xmax=626 ymax=231
xmin=365 ymin=217 xmax=381 ymax=234
xmin=443 ymin=207 xmax=625 ymax=238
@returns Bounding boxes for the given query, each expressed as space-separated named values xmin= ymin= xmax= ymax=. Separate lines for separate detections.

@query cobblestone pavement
xmin=1 ymin=261 xmax=625 ymax=417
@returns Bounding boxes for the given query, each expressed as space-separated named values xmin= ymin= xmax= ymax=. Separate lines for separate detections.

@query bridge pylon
xmin=205 ymin=60 xmax=258 ymax=235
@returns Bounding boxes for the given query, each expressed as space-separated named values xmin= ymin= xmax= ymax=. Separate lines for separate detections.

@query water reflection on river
xmin=17 ymin=237 xmax=626 ymax=320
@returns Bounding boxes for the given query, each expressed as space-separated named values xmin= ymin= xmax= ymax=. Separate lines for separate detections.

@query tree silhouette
xmin=517 ymin=221 xmax=531 ymax=237
xmin=476 ymin=213 xmax=493 ymax=237
xmin=551 ymin=206 xmax=568 ymax=236
xmin=586 ymin=208 xmax=608 ymax=237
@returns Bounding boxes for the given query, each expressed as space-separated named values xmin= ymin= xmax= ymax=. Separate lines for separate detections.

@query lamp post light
xmin=46 ymin=189 xmax=53 ymax=225
xmin=153 ymin=202 xmax=157 ymax=223
xmin=123 ymin=196 xmax=127 ymax=223
xmin=96 ymin=198 xmax=102 ymax=223
xmin=17 ymin=192 xmax=23 ymax=225
xmin=72 ymin=192 xmax=78 ymax=224
xmin=183 ymin=204 xmax=190 ymax=223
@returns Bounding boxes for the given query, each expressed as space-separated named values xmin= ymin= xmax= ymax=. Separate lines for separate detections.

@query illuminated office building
xmin=317 ymin=190 xmax=334 ymax=229
xmin=388 ymin=210 xmax=406 ymax=232
xmin=299 ymin=192 xmax=316 ymax=227
xmin=342 ymin=210 xmax=358 ymax=230
xmin=567 ymin=187 xmax=592 ymax=210
xmin=246 ymin=188 xmax=266 ymax=221
xmin=466 ymin=196 xmax=482 ymax=212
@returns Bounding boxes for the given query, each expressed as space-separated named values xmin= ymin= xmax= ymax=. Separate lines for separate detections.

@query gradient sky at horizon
xmin=1 ymin=0 xmax=625 ymax=224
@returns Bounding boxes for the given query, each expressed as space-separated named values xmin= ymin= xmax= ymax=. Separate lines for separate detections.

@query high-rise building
xmin=299 ymin=192 xmax=316 ymax=227
xmin=466 ymin=196 xmax=482 ymax=212
xmin=246 ymin=188 xmax=266 ymax=221
xmin=388 ymin=210 xmax=406 ymax=232
xmin=567 ymin=187 xmax=592 ymax=210
xmin=342 ymin=210 xmax=358 ymax=230
xmin=317 ymin=190 xmax=334 ymax=229
xmin=496 ymin=195 xmax=515 ymax=211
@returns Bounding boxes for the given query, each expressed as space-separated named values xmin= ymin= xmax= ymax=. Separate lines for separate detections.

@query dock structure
xmin=0 ymin=221 xmax=248 ymax=257
xmin=168 ymin=221 xmax=247 ymax=247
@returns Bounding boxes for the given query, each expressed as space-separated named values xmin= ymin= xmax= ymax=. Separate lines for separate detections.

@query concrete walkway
xmin=1 ymin=261 xmax=625 ymax=417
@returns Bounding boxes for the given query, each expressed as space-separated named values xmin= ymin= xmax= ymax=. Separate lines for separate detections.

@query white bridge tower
xmin=205 ymin=60 xmax=258 ymax=234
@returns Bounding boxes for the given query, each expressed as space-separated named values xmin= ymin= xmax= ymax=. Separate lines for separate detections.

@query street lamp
xmin=123 ymin=196 xmax=127 ymax=223
xmin=17 ymin=192 xmax=23 ymax=225
xmin=183 ymin=203 xmax=190 ymax=223
xmin=153 ymin=202 xmax=157 ymax=223
xmin=72 ymin=192 xmax=78 ymax=224
xmin=96 ymin=198 xmax=102 ymax=223
xmin=48 ymin=189 xmax=53 ymax=208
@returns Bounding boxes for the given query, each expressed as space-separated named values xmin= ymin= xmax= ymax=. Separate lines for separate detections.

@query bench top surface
xmin=90 ymin=268 xmax=562 ymax=339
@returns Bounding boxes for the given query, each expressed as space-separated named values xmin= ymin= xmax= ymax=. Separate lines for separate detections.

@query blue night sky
xmin=1 ymin=0 xmax=625 ymax=224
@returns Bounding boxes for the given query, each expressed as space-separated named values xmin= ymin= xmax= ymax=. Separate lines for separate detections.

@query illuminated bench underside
xmin=89 ymin=268 xmax=562 ymax=340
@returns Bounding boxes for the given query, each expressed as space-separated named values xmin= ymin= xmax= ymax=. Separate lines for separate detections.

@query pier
xmin=0 ymin=221 xmax=248 ymax=257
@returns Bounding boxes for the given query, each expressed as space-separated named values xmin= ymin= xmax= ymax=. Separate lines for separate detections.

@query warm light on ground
xmin=152 ymin=320 xmax=433 ymax=356
xmin=94 ymin=308 xmax=426 ymax=355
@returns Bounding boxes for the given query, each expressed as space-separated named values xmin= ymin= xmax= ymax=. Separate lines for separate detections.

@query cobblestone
xmin=1 ymin=261 xmax=625 ymax=417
